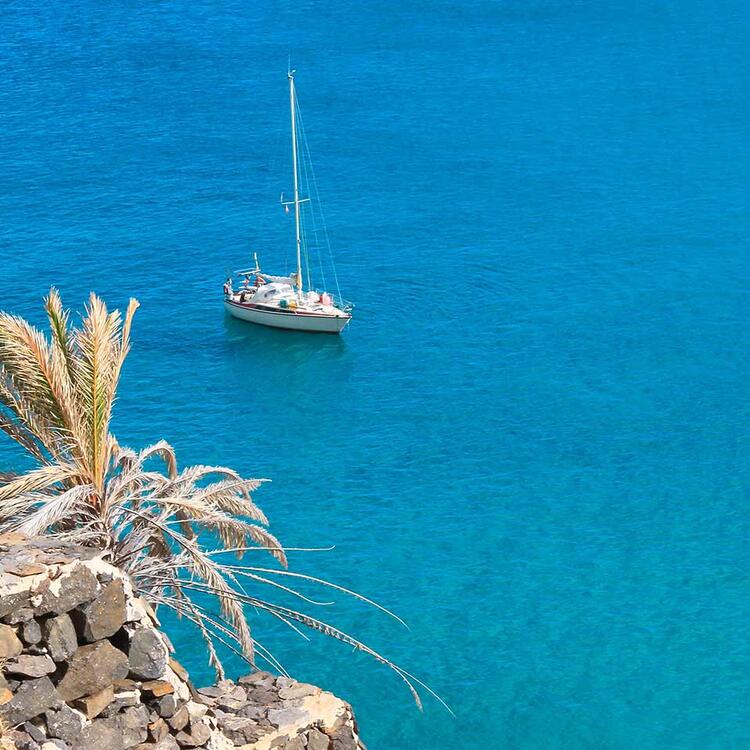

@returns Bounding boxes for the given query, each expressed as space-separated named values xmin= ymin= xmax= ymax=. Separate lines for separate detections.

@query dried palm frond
xmin=0 ymin=292 xmax=442 ymax=710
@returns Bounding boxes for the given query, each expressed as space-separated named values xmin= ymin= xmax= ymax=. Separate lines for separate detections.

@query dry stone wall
xmin=0 ymin=534 xmax=365 ymax=750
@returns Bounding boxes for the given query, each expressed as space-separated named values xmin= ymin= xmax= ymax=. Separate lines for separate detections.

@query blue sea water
xmin=1 ymin=0 xmax=750 ymax=747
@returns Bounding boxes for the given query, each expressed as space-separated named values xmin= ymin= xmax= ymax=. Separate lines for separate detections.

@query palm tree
xmin=0 ymin=291 xmax=440 ymax=706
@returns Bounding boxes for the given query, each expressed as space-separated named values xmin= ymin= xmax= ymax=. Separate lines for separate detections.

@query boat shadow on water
xmin=222 ymin=313 xmax=349 ymax=364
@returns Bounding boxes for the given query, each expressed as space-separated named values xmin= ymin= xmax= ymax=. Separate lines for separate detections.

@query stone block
xmin=42 ymin=613 xmax=78 ymax=662
xmin=117 ymin=704 xmax=150 ymax=748
xmin=174 ymin=720 xmax=211 ymax=747
xmin=142 ymin=680 xmax=175 ymax=698
xmin=217 ymin=716 xmax=262 ymax=745
xmin=149 ymin=716 xmax=169 ymax=742
xmin=168 ymin=658 xmax=189 ymax=682
xmin=0 ymin=676 xmax=59 ymax=725
xmin=0 ymin=622 xmax=23 ymax=658
xmin=4 ymin=654 xmax=56 ymax=678
xmin=156 ymin=694 xmax=179 ymax=718
xmin=45 ymin=703 xmax=87 ymax=744
xmin=79 ymin=718 xmax=125 ymax=750
xmin=307 ymin=728 xmax=331 ymax=750
xmin=0 ymin=589 xmax=30 ymax=619
xmin=57 ymin=640 xmax=129 ymax=702
xmin=167 ymin=704 xmax=189 ymax=731
xmin=22 ymin=618 xmax=43 ymax=645
xmin=0 ymin=673 xmax=13 ymax=705
xmin=76 ymin=579 xmax=127 ymax=642
xmin=128 ymin=627 xmax=169 ymax=680
xmin=36 ymin=565 xmax=98 ymax=615
xmin=74 ymin=685 xmax=115 ymax=719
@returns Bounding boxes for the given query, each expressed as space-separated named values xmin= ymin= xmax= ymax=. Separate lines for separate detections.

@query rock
xmin=148 ymin=737 xmax=180 ymax=750
xmin=22 ymin=618 xmax=43 ymax=645
xmin=36 ymin=565 xmax=99 ymax=615
xmin=114 ymin=678 xmax=139 ymax=691
xmin=238 ymin=671 xmax=274 ymax=686
xmin=5 ymin=607 xmax=35 ymax=625
xmin=123 ymin=689 xmax=144 ymax=705
xmin=278 ymin=683 xmax=319 ymax=701
xmin=123 ymin=593 xmax=144 ymax=623
xmin=117 ymin=705 xmax=150 ymax=748
xmin=45 ymin=704 xmax=87 ymax=744
xmin=167 ymin=704 xmax=189 ymax=731
xmin=168 ymin=658 xmax=189 ymax=682
xmin=0 ymin=588 xmax=30 ymax=619
xmin=0 ymin=673 xmax=13 ymax=705
xmin=57 ymin=641 xmax=129 ymax=702
xmin=244 ymin=687 xmax=278 ymax=705
xmin=185 ymin=701 xmax=208 ymax=723
xmin=22 ymin=722 xmax=47 ymax=744
xmin=4 ymin=654 xmax=57 ymax=677
xmin=216 ymin=716 xmax=261 ymax=745
xmin=174 ymin=721 xmax=211 ymax=747
xmin=225 ymin=686 xmax=245 ymax=702
xmin=0 ymin=676 xmax=59 ymax=725
xmin=74 ymin=685 xmax=115 ymax=719
xmin=0 ymin=622 xmax=24 ymax=658
xmin=10 ymin=730 xmax=41 ymax=750
xmin=1 ymin=539 xmax=365 ymax=750
xmin=79 ymin=718 xmax=125 ymax=750
xmin=5 ymin=562 xmax=47 ymax=577
xmin=267 ymin=706 xmax=308 ymax=728
xmin=237 ymin=704 xmax=265 ymax=721
xmin=42 ymin=614 xmax=78 ymax=662
xmin=142 ymin=680 xmax=175 ymax=697
xmin=196 ymin=686 xmax=223 ymax=699
xmin=0 ymin=531 xmax=29 ymax=545
xmin=307 ymin=729 xmax=331 ymax=750
xmin=156 ymin=694 xmax=179 ymax=718
xmin=331 ymin=726 xmax=358 ymax=750
xmin=216 ymin=695 xmax=244 ymax=711
xmin=128 ymin=627 xmax=169 ymax=680
xmin=149 ymin=717 xmax=169 ymax=742
xmin=108 ymin=688 xmax=141 ymax=711
xmin=76 ymin=579 xmax=127 ymax=642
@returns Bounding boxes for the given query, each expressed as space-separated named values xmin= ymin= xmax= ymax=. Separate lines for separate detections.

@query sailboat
xmin=223 ymin=70 xmax=353 ymax=334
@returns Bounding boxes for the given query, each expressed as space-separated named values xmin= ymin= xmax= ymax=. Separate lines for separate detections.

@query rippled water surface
xmin=1 ymin=1 xmax=749 ymax=747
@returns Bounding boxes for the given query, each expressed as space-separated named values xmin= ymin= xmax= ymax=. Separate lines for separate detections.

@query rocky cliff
xmin=0 ymin=534 xmax=365 ymax=750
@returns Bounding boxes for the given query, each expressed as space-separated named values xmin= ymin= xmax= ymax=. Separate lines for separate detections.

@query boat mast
xmin=288 ymin=69 xmax=303 ymax=292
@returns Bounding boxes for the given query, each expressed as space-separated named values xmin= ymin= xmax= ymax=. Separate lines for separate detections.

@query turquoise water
xmin=2 ymin=1 xmax=750 ymax=747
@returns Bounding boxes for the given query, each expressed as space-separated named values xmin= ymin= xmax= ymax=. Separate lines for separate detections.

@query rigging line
xmin=295 ymin=97 xmax=328 ymax=292
xmin=295 ymin=99 xmax=330 ymax=288
xmin=296 ymin=170 xmax=313 ymax=290
xmin=299 ymin=209 xmax=313 ymax=290
xmin=294 ymin=94 xmax=343 ymax=303
xmin=291 ymin=89 xmax=313 ymax=291
xmin=299 ymin=129 xmax=325 ymax=291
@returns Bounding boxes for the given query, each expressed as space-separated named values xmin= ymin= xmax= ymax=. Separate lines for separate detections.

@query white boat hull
xmin=224 ymin=299 xmax=351 ymax=334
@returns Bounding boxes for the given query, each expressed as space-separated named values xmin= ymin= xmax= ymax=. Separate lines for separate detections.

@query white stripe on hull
xmin=224 ymin=300 xmax=350 ymax=334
